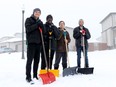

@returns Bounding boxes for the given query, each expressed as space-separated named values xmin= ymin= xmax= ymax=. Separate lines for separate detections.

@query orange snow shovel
xmin=39 ymin=31 xmax=59 ymax=77
xmin=38 ymin=27 xmax=56 ymax=84
xmin=40 ymin=69 xmax=59 ymax=77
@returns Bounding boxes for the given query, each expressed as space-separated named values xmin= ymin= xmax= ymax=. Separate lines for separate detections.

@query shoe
xmin=85 ymin=65 xmax=89 ymax=68
xmin=33 ymin=76 xmax=38 ymax=80
xmin=26 ymin=78 xmax=34 ymax=84
xmin=33 ymin=77 xmax=38 ymax=83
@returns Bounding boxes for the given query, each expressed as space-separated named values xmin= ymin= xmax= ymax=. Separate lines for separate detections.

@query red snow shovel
xmin=38 ymin=27 xmax=56 ymax=84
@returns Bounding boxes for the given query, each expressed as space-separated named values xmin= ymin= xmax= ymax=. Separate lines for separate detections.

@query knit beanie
xmin=46 ymin=15 xmax=53 ymax=20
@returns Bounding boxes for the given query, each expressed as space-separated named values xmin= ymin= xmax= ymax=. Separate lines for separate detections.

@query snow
xmin=0 ymin=50 xmax=116 ymax=87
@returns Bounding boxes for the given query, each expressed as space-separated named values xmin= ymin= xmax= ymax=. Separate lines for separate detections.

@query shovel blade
xmin=77 ymin=67 xmax=94 ymax=74
xmin=39 ymin=72 xmax=56 ymax=85
xmin=63 ymin=66 xmax=77 ymax=77
xmin=39 ymin=69 xmax=59 ymax=77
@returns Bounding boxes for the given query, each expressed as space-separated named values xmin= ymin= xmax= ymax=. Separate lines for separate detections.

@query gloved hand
xmin=36 ymin=19 xmax=43 ymax=28
xmin=80 ymin=29 xmax=86 ymax=35
xmin=63 ymin=30 xmax=67 ymax=37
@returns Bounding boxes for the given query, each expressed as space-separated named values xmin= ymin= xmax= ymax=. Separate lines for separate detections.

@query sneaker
xmin=33 ymin=78 xmax=38 ymax=83
xmin=33 ymin=76 xmax=38 ymax=79
xmin=26 ymin=78 xmax=34 ymax=85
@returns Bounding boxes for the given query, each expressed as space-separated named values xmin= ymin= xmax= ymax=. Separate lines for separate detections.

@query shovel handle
xmin=82 ymin=36 xmax=86 ymax=67
xmin=39 ymin=27 xmax=49 ymax=72
xmin=39 ymin=27 xmax=42 ymax=33
xmin=64 ymin=32 xmax=70 ymax=68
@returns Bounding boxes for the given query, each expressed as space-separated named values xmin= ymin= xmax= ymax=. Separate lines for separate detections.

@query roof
xmin=100 ymin=12 xmax=116 ymax=24
xmin=65 ymin=26 xmax=73 ymax=29
xmin=0 ymin=37 xmax=26 ymax=43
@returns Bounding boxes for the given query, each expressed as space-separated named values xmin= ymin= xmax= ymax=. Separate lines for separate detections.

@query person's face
xmin=79 ymin=20 xmax=84 ymax=26
xmin=47 ymin=18 xmax=53 ymax=24
xmin=34 ymin=11 xmax=41 ymax=19
xmin=59 ymin=22 xmax=65 ymax=29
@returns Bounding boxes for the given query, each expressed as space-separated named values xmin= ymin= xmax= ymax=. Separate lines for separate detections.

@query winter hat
xmin=46 ymin=15 xmax=53 ymax=20
xmin=33 ymin=8 xmax=41 ymax=14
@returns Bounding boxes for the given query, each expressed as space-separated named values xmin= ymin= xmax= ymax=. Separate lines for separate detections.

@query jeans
xmin=76 ymin=46 xmax=89 ymax=67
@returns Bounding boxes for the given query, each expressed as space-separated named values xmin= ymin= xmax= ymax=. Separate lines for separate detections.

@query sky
xmin=0 ymin=0 xmax=116 ymax=39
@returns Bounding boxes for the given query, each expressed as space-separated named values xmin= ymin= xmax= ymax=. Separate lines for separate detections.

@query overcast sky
xmin=0 ymin=0 xmax=116 ymax=39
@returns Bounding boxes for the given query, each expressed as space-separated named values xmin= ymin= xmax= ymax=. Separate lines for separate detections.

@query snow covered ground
xmin=0 ymin=50 xmax=116 ymax=87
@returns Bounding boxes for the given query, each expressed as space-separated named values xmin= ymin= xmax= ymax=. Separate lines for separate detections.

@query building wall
xmin=0 ymin=43 xmax=9 ymax=48
xmin=0 ymin=41 xmax=27 ymax=52
xmin=107 ymin=29 xmax=113 ymax=47
xmin=88 ymin=43 xmax=94 ymax=51
xmin=112 ymin=14 xmax=116 ymax=26
xmin=98 ymin=43 xmax=108 ymax=50
xmin=65 ymin=27 xmax=75 ymax=51
xmin=101 ymin=13 xmax=116 ymax=49
xmin=102 ymin=31 xmax=107 ymax=43
xmin=102 ymin=16 xmax=113 ymax=31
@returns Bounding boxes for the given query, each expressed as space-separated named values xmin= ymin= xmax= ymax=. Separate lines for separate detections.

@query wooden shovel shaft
xmin=82 ymin=36 xmax=86 ymax=67
xmin=64 ymin=35 xmax=70 ymax=67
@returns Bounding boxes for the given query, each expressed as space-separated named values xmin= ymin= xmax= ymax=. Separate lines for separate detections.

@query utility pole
xmin=22 ymin=6 xmax=25 ymax=59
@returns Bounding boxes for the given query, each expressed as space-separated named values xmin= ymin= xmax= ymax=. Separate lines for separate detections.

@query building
xmin=0 ymin=33 xmax=26 ymax=52
xmin=65 ymin=26 xmax=75 ymax=51
xmin=100 ymin=12 xmax=116 ymax=49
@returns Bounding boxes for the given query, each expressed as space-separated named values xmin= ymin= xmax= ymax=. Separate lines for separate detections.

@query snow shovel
xmin=77 ymin=36 xmax=94 ymax=74
xmin=39 ymin=31 xmax=59 ymax=77
xmin=63 ymin=31 xmax=77 ymax=77
xmin=38 ymin=27 xmax=56 ymax=84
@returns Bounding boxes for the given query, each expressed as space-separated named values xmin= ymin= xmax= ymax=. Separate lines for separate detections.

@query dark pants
xmin=26 ymin=43 xmax=41 ymax=79
xmin=41 ymin=46 xmax=55 ymax=69
xmin=76 ymin=46 xmax=89 ymax=67
xmin=54 ymin=52 xmax=67 ymax=70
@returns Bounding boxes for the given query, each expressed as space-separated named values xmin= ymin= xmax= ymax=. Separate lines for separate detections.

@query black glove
xmin=37 ymin=19 xmax=43 ymax=28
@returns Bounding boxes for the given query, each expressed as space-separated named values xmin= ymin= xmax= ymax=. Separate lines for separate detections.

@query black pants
xmin=26 ymin=43 xmax=41 ymax=79
xmin=54 ymin=52 xmax=67 ymax=70
xmin=41 ymin=46 xmax=55 ymax=69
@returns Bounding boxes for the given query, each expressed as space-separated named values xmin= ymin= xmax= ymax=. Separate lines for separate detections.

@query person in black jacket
xmin=41 ymin=15 xmax=60 ymax=69
xmin=73 ymin=19 xmax=91 ymax=68
xmin=25 ymin=8 xmax=44 ymax=83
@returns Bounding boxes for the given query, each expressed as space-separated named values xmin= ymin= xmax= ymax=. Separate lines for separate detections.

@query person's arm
xmin=73 ymin=27 xmax=81 ymax=39
xmin=25 ymin=18 xmax=43 ymax=33
xmin=85 ymin=28 xmax=91 ymax=39
xmin=52 ymin=25 xmax=60 ymax=39
xmin=57 ymin=30 xmax=63 ymax=40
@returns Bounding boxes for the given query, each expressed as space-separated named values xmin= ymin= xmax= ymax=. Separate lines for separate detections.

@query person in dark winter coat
xmin=54 ymin=21 xmax=71 ymax=70
xmin=73 ymin=19 xmax=91 ymax=68
xmin=41 ymin=14 xmax=60 ymax=69
xmin=25 ymin=8 xmax=44 ymax=83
